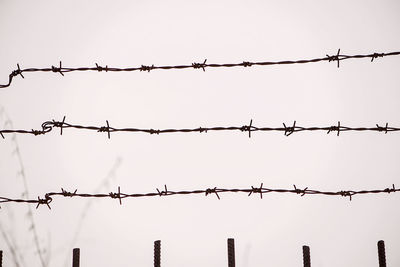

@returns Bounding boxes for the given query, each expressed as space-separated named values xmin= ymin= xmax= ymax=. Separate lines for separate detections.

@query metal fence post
xmin=377 ymin=240 xmax=386 ymax=267
xmin=72 ymin=248 xmax=80 ymax=267
xmin=227 ymin=238 xmax=235 ymax=267
xmin=154 ymin=240 xmax=161 ymax=267
xmin=303 ymin=245 xmax=311 ymax=267
xmin=0 ymin=250 xmax=3 ymax=267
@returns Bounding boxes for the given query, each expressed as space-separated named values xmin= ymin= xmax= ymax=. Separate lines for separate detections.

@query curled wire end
xmin=0 ymin=131 xmax=4 ymax=139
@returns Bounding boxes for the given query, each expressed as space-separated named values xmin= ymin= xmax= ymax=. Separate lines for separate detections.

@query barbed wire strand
xmin=0 ymin=118 xmax=398 ymax=139
xmin=1 ymin=50 xmax=399 ymax=88
xmin=0 ymin=184 xmax=398 ymax=208
xmin=62 ymin=157 xmax=122 ymax=267
xmin=0 ymin=107 xmax=47 ymax=267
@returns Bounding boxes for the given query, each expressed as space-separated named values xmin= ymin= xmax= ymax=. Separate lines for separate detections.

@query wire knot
xmin=61 ymin=188 xmax=77 ymax=197
xmin=51 ymin=61 xmax=64 ymax=76
xmin=293 ymin=185 xmax=307 ymax=196
xmin=192 ymin=59 xmax=207 ymax=72
xmin=52 ymin=116 xmax=66 ymax=135
xmin=140 ymin=65 xmax=154 ymax=72
xmin=242 ymin=61 xmax=252 ymax=67
xmin=371 ymin=53 xmax=384 ymax=62
xmin=11 ymin=64 xmax=24 ymax=78
xmin=326 ymin=48 xmax=341 ymax=68
xmin=327 ymin=121 xmax=341 ymax=136
xmin=248 ymin=183 xmax=264 ymax=199
xmin=109 ymin=186 xmax=122 ymax=205
xmin=283 ymin=121 xmax=296 ymax=136
xmin=149 ymin=129 xmax=160 ymax=135
xmin=339 ymin=190 xmax=353 ymax=201
xmin=31 ymin=129 xmax=45 ymax=136
xmin=199 ymin=127 xmax=207 ymax=133
xmin=36 ymin=195 xmax=52 ymax=209
xmin=240 ymin=119 xmax=253 ymax=138
xmin=376 ymin=123 xmax=389 ymax=134
xmin=156 ymin=185 xmax=169 ymax=197
xmin=384 ymin=184 xmax=396 ymax=193
xmin=205 ymin=187 xmax=220 ymax=199
xmin=95 ymin=63 xmax=108 ymax=72
xmin=98 ymin=120 xmax=111 ymax=139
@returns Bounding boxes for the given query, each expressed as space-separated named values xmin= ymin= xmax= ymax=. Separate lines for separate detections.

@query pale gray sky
xmin=1 ymin=1 xmax=400 ymax=266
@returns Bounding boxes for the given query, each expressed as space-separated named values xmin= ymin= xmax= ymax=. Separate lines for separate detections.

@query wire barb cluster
xmin=1 ymin=50 xmax=400 ymax=88
xmin=0 ymin=184 xmax=398 ymax=208
xmin=1 ymin=118 xmax=399 ymax=139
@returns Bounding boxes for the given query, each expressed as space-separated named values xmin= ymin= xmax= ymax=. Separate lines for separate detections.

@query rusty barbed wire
xmin=1 ymin=50 xmax=399 ymax=88
xmin=0 ymin=118 xmax=399 ymax=139
xmin=0 ymin=184 xmax=399 ymax=208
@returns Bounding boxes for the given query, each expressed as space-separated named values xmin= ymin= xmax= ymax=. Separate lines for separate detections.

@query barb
xmin=1 ymin=184 xmax=398 ymax=206
xmin=1 ymin=50 xmax=400 ymax=88
xmin=1 ymin=119 xmax=400 ymax=139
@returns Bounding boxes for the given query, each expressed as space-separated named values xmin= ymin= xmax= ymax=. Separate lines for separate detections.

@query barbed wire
xmin=1 ymin=50 xmax=399 ymax=88
xmin=62 ymin=158 xmax=122 ymax=267
xmin=0 ymin=184 xmax=399 ymax=208
xmin=0 ymin=118 xmax=399 ymax=139
xmin=0 ymin=107 xmax=47 ymax=267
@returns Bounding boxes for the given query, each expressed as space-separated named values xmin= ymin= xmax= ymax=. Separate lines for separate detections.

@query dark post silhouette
xmin=154 ymin=240 xmax=161 ymax=267
xmin=72 ymin=248 xmax=80 ymax=267
xmin=0 ymin=250 xmax=3 ymax=267
xmin=303 ymin=245 xmax=311 ymax=267
xmin=377 ymin=240 xmax=386 ymax=267
xmin=227 ymin=238 xmax=235 ymax=267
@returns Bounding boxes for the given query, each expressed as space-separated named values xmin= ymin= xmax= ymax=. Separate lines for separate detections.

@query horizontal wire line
xmin=1 ymin=50 xmax=399 ymax=88
xmin=0 ymin=184 xmax=398 ymax=208
xmin=0 ymin=119 xmax=397 ymax=139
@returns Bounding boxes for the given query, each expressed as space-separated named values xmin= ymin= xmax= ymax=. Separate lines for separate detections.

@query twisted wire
xmin=0 ymin=118 xmax=398 ymax=139
xmin=1 ymin=50 xmax=399 ymax=88
xmin=1 ymin=184 xmax=398 ymax=208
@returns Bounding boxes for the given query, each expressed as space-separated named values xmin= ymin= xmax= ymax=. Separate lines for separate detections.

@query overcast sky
xmin=1 ymin=1 xmax=400 ymax=267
